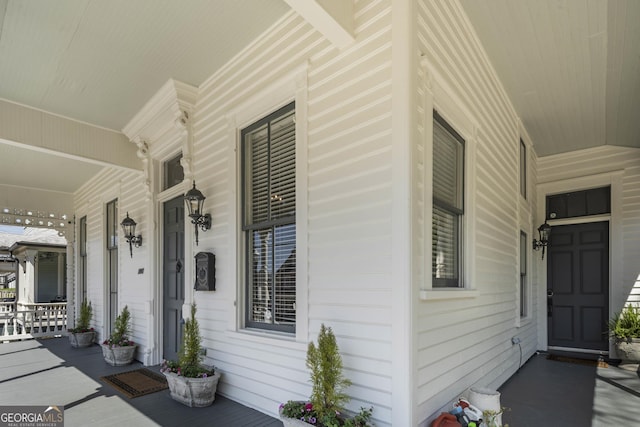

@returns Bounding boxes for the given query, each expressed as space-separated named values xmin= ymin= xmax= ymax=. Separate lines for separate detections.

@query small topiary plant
xmin=161 ymin=303 xmax=214 ymax=378
xmin=280 ymin=324 xmax=373 ymax=426
xmin=103 ymin=305 xmax=135 ymax=347
xmin=307 ymin=324 xmax=352 ymax=421
xmin=69 ymin=299 xmax=93 ymax=333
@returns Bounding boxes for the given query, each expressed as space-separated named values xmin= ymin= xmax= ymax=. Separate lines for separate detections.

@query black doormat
xmin=101 ymin=368 xmax=168 ymax=399
xmin=547 ymin=354 xmax=608 ymax=368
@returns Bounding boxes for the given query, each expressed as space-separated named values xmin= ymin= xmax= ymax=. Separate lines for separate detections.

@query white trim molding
xmin=419 ymin=56 xmax=479 ymax=299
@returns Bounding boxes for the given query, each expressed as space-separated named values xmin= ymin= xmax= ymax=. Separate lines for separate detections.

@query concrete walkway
xmin=0 ymin=338 xmax=282 ymax=427
xmin=499 ymin=352 xmax=640 ymax=427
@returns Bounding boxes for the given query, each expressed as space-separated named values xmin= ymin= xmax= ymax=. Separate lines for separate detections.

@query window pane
xmin=249 ymin=228 xmax=271 ymax=324
xmin=270 ymin=110 xmax=296 ymax=220
xmin=246 ymin=124 xmax=270 ymax=224
xmin=79 ymin=216 xmax=87 ymax=256
xmin=433 ymin=117 xmax=464 ymax=211
xmin=274 ymin=224 xmax=296 ymax=325
xmin=106 ymin=199 xmax=118 ymax=249
xmin=432 ymin=206 xmax=459 ymax=286
xmin=519 ymin=139 xmax=527 ymax=199
xmin=247 ymin=225 xmax=296 ymax=326
xmin=164 ymin=153 xmax=184 ymax=191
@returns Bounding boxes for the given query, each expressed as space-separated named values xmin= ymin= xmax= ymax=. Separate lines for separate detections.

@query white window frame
xmin=226 ymin=65 xmax=309 ymax=343
xmin=420 ymin=58 xmax=478 ymax=300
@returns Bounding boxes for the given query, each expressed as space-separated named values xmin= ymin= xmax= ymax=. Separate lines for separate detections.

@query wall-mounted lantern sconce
xmin=184 ymin=181 xmax=211 ymax=246
xmin=121 ymin=212 xmax=142 ymax=258
xmin=532 ymin=221 xmax=552 ymax=260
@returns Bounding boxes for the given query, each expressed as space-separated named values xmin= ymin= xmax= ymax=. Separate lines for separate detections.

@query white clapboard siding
xmin=415 ymin=0 xmax=536 ymax=422
xmin=74 ymin=167 xmax=148 ymax=350
xmin=189 ymin=1 xmax=394 ymax=424
xmin=538 ymin=145 xmax=640 ymax=308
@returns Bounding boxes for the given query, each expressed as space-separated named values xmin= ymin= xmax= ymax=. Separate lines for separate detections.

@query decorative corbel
xmin=134 ymin=137 xmax=152 ymax=199
xmin=176 ymin=109 xmax=194 ymax=181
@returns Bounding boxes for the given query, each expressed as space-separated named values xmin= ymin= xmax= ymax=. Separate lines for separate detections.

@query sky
xmin=0 ymin=225 xmax=24 ymax=235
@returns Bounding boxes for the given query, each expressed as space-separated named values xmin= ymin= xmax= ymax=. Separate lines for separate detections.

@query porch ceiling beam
xmin=284 ymin=0 xmax=354 ymax=49
xmin=0 ymin=99 xmax=140 ymax=171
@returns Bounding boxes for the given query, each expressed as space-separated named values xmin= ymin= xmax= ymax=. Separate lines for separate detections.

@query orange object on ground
xmin=430 ymin=412 xmax=462 ymax=427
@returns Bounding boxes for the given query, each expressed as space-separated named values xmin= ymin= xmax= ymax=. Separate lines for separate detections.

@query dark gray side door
xmin=163 ymin=196 xmax=185 ymax=361
xmin=547 ymin=221 xmax=609 ymax=353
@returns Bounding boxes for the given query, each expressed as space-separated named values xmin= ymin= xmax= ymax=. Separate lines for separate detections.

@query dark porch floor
xmin=0 ymin=337 xmax=282 ymax=427
xmin=499 ymin=352 xmax=640 ymax=427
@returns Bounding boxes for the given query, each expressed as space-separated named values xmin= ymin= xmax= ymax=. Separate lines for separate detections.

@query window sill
xmin=419 ymin=289 xmax=479 ymax=301
xmin=516 ymin=317 xmax=533 ymax=328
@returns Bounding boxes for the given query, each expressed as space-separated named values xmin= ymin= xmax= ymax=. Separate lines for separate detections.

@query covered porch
xmin=1 ymin=338 xmax=638 ymax=427
xmin=0 ymin=338 xmax=281 ymax=427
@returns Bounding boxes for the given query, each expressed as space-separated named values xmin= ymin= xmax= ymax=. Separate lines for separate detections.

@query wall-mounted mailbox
xmin=194 ymin=252 xmax=215 ymax=291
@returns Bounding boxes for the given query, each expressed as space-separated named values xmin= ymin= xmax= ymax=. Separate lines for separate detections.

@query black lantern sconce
xmin=184 ymin=181 xmax=211 ymax=246
xmin=532 ymin=221 xmax=552 ymax=260
xmin=121 ymin=212 xmax=142 ymax=258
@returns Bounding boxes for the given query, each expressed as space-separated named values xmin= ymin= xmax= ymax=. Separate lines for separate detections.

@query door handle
xmin=176 ymin=260 xmax=182 ymax=273
xmin=547 ymin=289 xmax=553 ymax=316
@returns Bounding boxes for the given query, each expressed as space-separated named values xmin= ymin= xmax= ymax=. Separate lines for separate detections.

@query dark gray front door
xmin=547 ymin=221 xmax=609 ymax=352
xmin=163 ymin=196 xmax=185 ymax=361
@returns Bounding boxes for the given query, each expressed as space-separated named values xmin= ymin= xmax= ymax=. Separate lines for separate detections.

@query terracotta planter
xmin=615 ymin=338 xmax=640 ymax=370
xmin=68 ymin=331 xmax=95 ymax=348
xmin=163 ymin=370 xmax=221 ymax=407
xmin=101 ymin=343 xmax=137 ymax=366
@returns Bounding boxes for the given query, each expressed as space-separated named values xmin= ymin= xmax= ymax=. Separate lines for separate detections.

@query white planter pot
xmin=163 ymin=370 xmax=221 ymax=407
xmin=279 ymin=401 xmax=316 ymax=427
xmin=615 ymin=338 xmax=640 ymax=370
xmin=68 ymin=331 xmax=95 ymax=348
xmin=101 ymin=343 xmax=137 ymax=366
xmin=280 ymin=416 xmax=314 ymax=427
xmin=469 ymin=387 xmax=502 ymax=426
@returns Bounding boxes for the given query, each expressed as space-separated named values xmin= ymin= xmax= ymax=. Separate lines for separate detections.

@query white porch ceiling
xmin=460 ymin=0 xmax=640 ymax=157
xmin=0 ymin=0 xmax=638 ymax=202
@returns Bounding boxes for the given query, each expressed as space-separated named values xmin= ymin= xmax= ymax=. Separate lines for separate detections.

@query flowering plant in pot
xmin=160 ymin=303 xmax=220 ymax=407
xmin=101 ymin=305 xmax=137 ymax=366
xmin=609 ymin=304 xmax=640 ymax=369
xmin=67 ymin=299 xmax=95 ymax=348
xmin=279 ymin=324 xmax=373 ymax=427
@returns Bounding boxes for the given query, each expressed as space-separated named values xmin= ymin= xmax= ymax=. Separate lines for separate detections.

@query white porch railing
xmin=0 ymin=302 xmax=67 ymax=342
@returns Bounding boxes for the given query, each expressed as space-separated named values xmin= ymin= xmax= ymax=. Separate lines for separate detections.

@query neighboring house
xmin=0 ymin=228 xmax=67 ymax=305
xmin=0 ymin=2 xmax=639 ymax=426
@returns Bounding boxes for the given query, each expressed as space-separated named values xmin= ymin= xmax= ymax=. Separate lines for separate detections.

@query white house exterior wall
xmin=414 ymin=1 xmax=539 ymax=424
xmin=74 ymin=167 xmax=148 ymax=351
xmin=189 ymin=2 xmax=394 ymax=425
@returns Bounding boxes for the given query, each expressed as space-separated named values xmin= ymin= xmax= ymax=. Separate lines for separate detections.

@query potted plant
xmin=67 ymin=299 xmax=95 ymax=348
xmin=101 ymin=305 xmax=137 ymax=366
xmin=160 ymin=303 xmax=220 ymax=407
xmin=279 ymin=324 xmax=373 ymax=427
xmin=609 ymin=303 xmax=640 ymax=369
